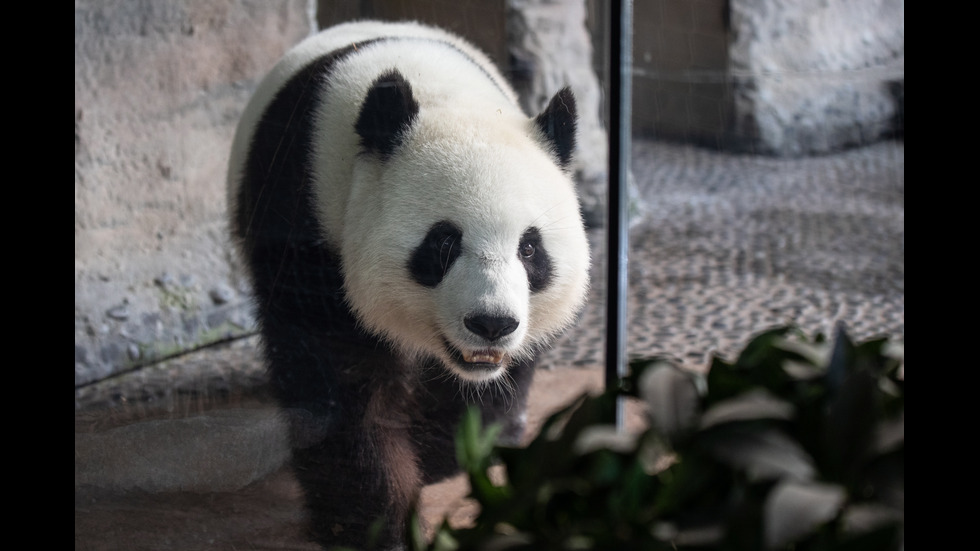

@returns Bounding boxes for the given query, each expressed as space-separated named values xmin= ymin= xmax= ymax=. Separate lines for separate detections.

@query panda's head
xmin=338 ymin=71 xmax=590 ymax=383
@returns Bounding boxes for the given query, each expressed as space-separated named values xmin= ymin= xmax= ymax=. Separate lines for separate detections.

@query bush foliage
xmin=411 ymin=325 xmax=904 ymax=551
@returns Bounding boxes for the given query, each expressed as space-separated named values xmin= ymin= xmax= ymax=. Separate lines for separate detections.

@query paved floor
xmin=75 ymin=139 xmax=904 ymax=550
xmin=554 ymin=139 xmax=904 ymax=372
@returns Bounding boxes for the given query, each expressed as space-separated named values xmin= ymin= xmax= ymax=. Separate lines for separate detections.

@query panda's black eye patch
xmin=409 ymin=221 xmax=463 ymax=287
xmin=519 ymin=227 xmax=552 ymax=292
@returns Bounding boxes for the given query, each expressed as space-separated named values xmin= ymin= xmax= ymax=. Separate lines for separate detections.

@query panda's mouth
xmin=444 ymin=341 xmax=508 ymax=374
xmin=463 ymin=349 xmax=505 ymax=364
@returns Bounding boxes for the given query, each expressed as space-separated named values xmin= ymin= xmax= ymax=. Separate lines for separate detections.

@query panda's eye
xmin=518 ymin=227 xmax=552 ymax=292
xmin=440 ymin=235 xmax=458 ymax=267
xmin=409 ymin=221 xmax=463 ymax=288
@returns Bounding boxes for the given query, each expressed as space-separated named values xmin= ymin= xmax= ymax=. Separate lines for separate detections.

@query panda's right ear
xmin=355 ymin=70 xmax=420 ymax=159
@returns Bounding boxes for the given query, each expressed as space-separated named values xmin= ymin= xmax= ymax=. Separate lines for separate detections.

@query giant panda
xmin=228 ymin=20 xmax=590 ymax=549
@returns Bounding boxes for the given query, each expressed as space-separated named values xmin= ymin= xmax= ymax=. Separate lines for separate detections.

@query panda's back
xmin=228 ymin=21 xmax=521 ymax=249
xmin=228 ymin=20 xmax=513 ymax=179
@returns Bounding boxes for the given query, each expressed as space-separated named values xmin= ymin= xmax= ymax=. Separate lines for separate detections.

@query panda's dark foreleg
xmin=412 ymin=355 xmax=536 ymax=487
xmin=411 ymin=371 xmax=468 ymax=485
xmin=290 ymin=440 xmax=419 ymax=548
xmin=290 ymin=427 xmax=400 ymax=547
xmin=266 ymin=330 xmax=423 ymax=549
xmin=290 ymin=405 xmax=422 ymax=548
xmin=245 ymin=242 xmax=420 ymax=547
xmin=481 ymin=356 xmax=536 ymax=446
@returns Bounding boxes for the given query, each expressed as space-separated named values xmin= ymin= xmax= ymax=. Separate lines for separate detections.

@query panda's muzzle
xmin=441 ymin=315 xmax=520 ymax=376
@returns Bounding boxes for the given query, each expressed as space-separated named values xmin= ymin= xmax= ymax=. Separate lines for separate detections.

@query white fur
xmin=230 ymin=21 xmax=590 ymax=382
xmin=227 ymin=21 xmax=513 ymax=214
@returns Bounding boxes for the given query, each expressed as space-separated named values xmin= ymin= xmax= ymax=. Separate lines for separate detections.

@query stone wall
xmin=630 ymin=0 xmax=736 ymax=149
xmin=729 ymin=0 xmax=904 ymax=156
xmin=626 ymin=0 xmax=904 ymax=155
xmin=74 ymin=0 xmax=314 ymax=386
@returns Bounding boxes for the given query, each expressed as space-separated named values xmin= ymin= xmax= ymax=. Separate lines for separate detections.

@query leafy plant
xmin=410 ymin=325 xmax=904 ymax=550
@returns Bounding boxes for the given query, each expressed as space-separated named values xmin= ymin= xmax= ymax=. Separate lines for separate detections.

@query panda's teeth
xmin=464 ymin=350 xmax=503 ymax=364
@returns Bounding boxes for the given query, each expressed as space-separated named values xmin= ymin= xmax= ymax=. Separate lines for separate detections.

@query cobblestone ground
xmin=546 ymin=139 xmax=904 ymax=374
xmin=75 ymin=139 xmax=904 ymax=550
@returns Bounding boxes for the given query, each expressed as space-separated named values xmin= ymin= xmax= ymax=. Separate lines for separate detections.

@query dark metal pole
xmin=606 ymin=0 xmax=632 ymax=428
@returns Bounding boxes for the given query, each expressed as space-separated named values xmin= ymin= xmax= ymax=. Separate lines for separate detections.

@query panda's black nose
xmin=464 ymin=314 xmax=519 ymax=342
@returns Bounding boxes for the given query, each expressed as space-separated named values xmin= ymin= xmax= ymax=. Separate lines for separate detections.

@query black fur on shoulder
xmin=355 ymin=70 xmax=420 ymax=159
xmin=533 ymin=87 xmax=577 ymax=170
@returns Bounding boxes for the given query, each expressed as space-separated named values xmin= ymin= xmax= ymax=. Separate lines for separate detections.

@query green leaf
xmin=763 ymin=481 xmax=846 ymax=550
xmin=825 ymin=323 xmax=856 ymax=392
xmin=639 ymin=362 xmax=702 ymax=441
xmin=873 ymin=413 xmax=904 ymax=456
xmin=649 ymin=454 xmax=728 ymax=516
xmin=703 ymin=426 xmax=815 ymax=482
xmin=841 ymin=503 xmax=903 ymax=538
xmin=705 ymin=355 xmax=751 ymax=404
xmin=456 ymin=406 xmax=503 ymax=474
xmin=774 ymin=337 xmax=830 ymax=368
xmin=573 ymin=424 xmax=637 ymax=455
xmin=824 ymin=368 xmax=877 ymax=484
xmin=736 ymin=327 xmax=797 ymax=367
xmin=699 ymin=389 xmax=793 ymax=429
xmin=455 ymin=407 xmax=510 ymax=509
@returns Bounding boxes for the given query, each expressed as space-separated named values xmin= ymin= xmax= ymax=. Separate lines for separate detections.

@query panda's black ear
xmin=534 ymin=87 xmax=577 ymax=169
xmin=356 ymin=70 xmax=420 ymax=159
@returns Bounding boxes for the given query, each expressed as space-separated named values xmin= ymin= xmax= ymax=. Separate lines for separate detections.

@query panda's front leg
xmin=480 ymin=356 xmax=536 ymax=446
xmin=288 ymin=375 xmax=423 ymax=550
xmin=411 ymin=355 xmax=537 ymax=488
xmin=266 ymin=329 xmax=421 ymax=549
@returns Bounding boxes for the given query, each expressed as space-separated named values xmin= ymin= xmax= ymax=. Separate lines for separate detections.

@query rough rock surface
xmin=74 ymin=0 xmax=314 ymax=386
xmin=730 ymin=0 xmax=904 ymax=155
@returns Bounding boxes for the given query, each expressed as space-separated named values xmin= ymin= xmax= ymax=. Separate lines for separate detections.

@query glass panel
xmin=76 ymin=2 xmax=903 ymax=548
